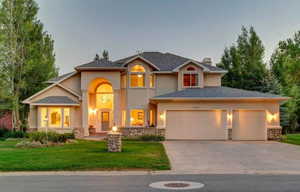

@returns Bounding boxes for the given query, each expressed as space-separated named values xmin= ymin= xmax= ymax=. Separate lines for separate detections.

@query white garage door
xmin=232 ymin=110 xmax=266 ymax=141
xmin=166 ymin=110 xmax=227 ymax=140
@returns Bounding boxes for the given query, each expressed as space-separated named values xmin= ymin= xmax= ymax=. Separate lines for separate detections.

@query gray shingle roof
xmin=153 ymin=87 xmax=287 ymax=100
xmin=114 ymin=52 xmax=225 ymax=72
xmin=48 ymin=72 xmax=75 ymax=83
xmin=33 ymin=96 xmax=79 ymax=105
xmin=76 ymin=59 xmax=123 ymax=69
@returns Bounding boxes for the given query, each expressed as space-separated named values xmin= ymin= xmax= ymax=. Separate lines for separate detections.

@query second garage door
xmin=166 ymin=110 xmax=227 ymax=140
xmin=232 ymin=110 xmax=267 ymax=140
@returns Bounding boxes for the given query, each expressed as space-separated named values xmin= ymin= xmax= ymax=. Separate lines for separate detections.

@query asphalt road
xmin=1 ymin=174 xmax=300 ymax=192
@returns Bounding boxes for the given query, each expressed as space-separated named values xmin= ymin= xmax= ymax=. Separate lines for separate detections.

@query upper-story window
xmin=183 ymin=66 xmax=199 ymax=87
xmin=149 ymin=74 xmax=155 ymax=88
xmin=130 ymin=64 xmax=145 ymax=88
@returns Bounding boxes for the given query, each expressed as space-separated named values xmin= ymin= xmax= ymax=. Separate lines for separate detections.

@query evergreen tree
xmin=217 ymin=26 xmax=268 ymax=92
xmin=0 ymin=0 xmax=57 ymax=130
xmin=102 ymin=50 xmax=109 ymax=60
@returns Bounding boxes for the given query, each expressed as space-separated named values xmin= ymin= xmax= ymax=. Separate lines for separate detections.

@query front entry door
xmin=101 ymin=112 xmax=110 ymax=131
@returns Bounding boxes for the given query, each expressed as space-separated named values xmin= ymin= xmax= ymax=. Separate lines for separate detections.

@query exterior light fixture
xmin=160 ymin=113 xmax=165 ymax=120
xmin=227 ymin=113 xmax=232 ymax=121
xmin=112 ymin=125 xmax=118 ymax=132
xmin=267 ymin=112 xmax=277 ymax=122
xmin=130 ymin=117 xmax=134 ymax=121
xmin=137 ymin=74 xmax=142 ymax=78
xmin=89 ymin=108 xmax=97 ymax=114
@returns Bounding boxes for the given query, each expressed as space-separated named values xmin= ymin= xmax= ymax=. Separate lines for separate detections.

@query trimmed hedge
xmin=123 ymin=135 xmax=165 ymax=142
xmin=28 ymin=132 xmax=74 ymax=144
xmin=0 ymin=128 xmax=26 ymax=138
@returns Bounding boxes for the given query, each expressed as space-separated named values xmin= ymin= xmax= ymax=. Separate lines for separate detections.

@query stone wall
xmin=228 ymin=128 xmax=232 ymax=140
xmin=120 ymin=127 xmax=166 ymax=137
xmin=267 ymin=128 xmax=282 ymax=140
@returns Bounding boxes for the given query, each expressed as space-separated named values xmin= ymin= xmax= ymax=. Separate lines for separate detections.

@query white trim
xmin=152 ymin=71 xmax=173 ymax=74
xmin=122 ymin=55 xmax=160 ymax=70
xmin=151 ymin=97 xmax=288 ymax=101
xmin=47 ymin=71 xmax=77 ymax=84
xmin=75 ymin=67 xmax=126 ymax=71
xmin=173 ymin=60 xmax=210 ymax=72
xmin=31 ymin=103 xmax=80 ymax=106
xmin=182 ymin=71 xmax=200 ymax=88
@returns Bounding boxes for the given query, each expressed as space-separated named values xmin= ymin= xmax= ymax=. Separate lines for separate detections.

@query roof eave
xmin=75 ymin=67 xmax=127 ymax=71
xmin=151 ymin=97 xmax=289 ymax=102
xmin=31 ymin=103 xmax=80 ymax=106
xmin=122 ymin=55 xmax=160 ymax=70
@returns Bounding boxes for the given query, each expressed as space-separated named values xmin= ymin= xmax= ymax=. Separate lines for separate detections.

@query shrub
xmin=28 ymin=132 xmax=71 ymax=144
xmin=123 ymin=135 xmax=165 ymax=142
xmin=3 ymin=130 xmax=26 ymax=138
xmin=0 ymin=128 xmax=9 ymax=137
xmin=140 ymin=135 xmax=165 ymax=141
xmin=63 ymin=133 xmax=75 ymax=139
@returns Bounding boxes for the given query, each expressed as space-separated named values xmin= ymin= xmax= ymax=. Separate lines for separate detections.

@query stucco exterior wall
xmin=155 ymin=74 xmax=178 ymax=96
xmin=204 ymin=74 xmax=222 ymax=87
xmin=30 ymin=85 xmax=79 ymax=103
xmin=60 ymin=73 xmax=81 ymax=94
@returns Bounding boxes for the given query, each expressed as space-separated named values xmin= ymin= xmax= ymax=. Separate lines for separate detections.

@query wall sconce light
xmin=89 ymin=108 xmax=97 ymax=115
xmin=227 ymin=113 xmax=232 ymax=121
xmin=160 ymin=113 xmax=165 ymax=120
xmin=137 ymin=74 xmax=143 ymax=78
xmin=267 ymin=112 xmax=277 ymax=122
xmin=130 ymin=117 xmax=134 ymax=121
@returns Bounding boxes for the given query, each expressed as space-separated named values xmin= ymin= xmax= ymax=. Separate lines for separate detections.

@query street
xmin=0 ymin=174 xmax=300 ymax=192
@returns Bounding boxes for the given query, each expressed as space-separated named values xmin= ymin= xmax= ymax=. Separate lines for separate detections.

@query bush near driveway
xmin=0 ymin=139 xmax=170 ymax=171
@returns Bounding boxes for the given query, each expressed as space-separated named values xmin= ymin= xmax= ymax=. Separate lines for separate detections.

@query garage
xmin=165 ymin=110 xmax=227 ymax=140
xmin=232 ymin=110 xmax=267 ymax=140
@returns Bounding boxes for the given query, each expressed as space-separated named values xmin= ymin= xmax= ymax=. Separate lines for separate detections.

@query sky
xmin=35 ymin=0 xmax=300 ymax=74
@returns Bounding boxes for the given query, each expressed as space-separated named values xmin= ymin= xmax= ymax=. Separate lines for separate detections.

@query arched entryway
xmin=88 ymin=78 xmax=114 ymax=133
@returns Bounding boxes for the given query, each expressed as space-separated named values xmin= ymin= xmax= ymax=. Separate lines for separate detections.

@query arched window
xmin=130 ymin=64 xmax=145 ymax=72
xmin=96 ymin=83 xmax=113 ymax=109
xmin=187 ymin=66 xmax=196 ymax=71
xmin=130 ymin=64 xmax=145 ymax=87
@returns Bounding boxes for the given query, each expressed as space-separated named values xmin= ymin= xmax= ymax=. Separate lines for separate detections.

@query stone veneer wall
xmin=228 ymin=129 xmax=232 ymax=140
xmin=120 ymin=127 xmax=165 ymax=137
xmin=267 ymin=128 xmax=282 ymax=140
xmin=107 ymin=132 xmax=122 ymax=152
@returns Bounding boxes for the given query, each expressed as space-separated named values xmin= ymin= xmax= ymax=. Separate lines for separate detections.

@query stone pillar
xmin=82 ymin=90 xmax=89 ymax=136
xmin=107 ymin=132 xmax=122 ymax=152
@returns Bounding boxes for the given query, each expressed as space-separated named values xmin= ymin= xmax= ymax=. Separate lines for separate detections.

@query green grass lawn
xmin=281 ymin=134 xmax=300 ymax=146
xmin=0 ymin=139 xmax=170 ymax=171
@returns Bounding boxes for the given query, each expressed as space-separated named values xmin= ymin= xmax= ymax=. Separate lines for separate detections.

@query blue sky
xmin=36 ymin=0 xmax=300 ymax=74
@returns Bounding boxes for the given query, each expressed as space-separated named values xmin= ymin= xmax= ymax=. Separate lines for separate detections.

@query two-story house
xmin=23 ymin=52 xmax=287 ymax=140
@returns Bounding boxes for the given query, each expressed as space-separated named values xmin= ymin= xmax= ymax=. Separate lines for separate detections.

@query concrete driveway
xmin=163 ymin=141 xmax=300 ymax=174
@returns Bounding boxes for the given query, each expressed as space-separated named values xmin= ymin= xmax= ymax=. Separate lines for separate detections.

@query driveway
xmin=163 ymin=141 xmax=300 ymax=174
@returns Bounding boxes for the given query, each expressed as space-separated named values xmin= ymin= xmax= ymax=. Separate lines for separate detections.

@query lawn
xmin=281 ymin=134 xmax=300 ymax=146
xmin=0 ymin=139 xmax=170 ymax=171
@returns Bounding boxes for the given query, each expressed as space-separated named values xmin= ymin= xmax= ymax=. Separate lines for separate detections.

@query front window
xmin=130 ymin=64 xmax=145 ymax=88
xmin=130 ymin=109 xmax=144 ymax=126
xmin=96 ymin=83 xmax=113 ymax=109
xmin=150 ymin=74 xmax=155 ymax=88
xmin=183 ymin=73 xmax=199 ymax=87
xmin=40 ymin=107 xmax=70 ymax=128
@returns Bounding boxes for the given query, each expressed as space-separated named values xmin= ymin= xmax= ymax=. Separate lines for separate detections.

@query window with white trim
xmin=183 ymin=66 xmax=199 ymax=87
xmin=40 ymin=107 xmax=70 ymax=128
xmin=130 ymin=109 xmax=144 ymax=126
xmin=130 ymin=64 xmax=145 ymax=88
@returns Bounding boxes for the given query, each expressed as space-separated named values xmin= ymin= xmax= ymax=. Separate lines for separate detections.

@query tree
xmin=102 ymin=50 xmax=109 ymax=60
xmin=217 ymin=26 xmax=269 ymax=92
xmin=0 ymin=0 xmax=57 ymax=130
xmin=270 ymin=31 xmax=300 ymax=132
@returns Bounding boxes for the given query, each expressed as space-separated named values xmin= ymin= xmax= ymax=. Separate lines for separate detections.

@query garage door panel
xmin=232 ymin=110 xmax=266 ymax=141
xmin=166 ymin=110 xmax=227 ymax=140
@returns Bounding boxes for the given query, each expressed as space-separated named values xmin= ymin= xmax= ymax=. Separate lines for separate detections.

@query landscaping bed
xmin=281 ymin=134 xmax=300 ymax=146
xmin=0 ymin=139 xmax=170 ymax=171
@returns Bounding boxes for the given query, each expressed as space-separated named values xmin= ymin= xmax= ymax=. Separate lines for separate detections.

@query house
xmin=23 ymin=52 xmax=287 ymax=140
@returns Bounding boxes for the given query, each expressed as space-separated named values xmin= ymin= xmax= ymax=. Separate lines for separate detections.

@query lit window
xmin=130 ymin=64 xmax=145 ymax=88
xmin=149 ymin=110 xmax=155 ymax=126
xmin=96 ymin=83 xmax=113 ymax=109
xmin=150 ymin=74 xmax=155 ymax=88
xmin=183 ymin=73 xmax=199 ymax=87
xmin=40 ymin=107 xmax=47 ymax=128
xmin=40 ymin=107 xmax=70 ymax=128
xmin=122 ymin=110 xmax=126 ymax=127
xmin=49 ymin=108 xmax=62 ymax=128
xmin=130 ymin=109 xmax=144 ymax=126
xmin=64 ymin=108 xmax=70 ymax=128
xmin=131 ymin=65 xmax=145 ymax=72
xmin=130 ymin=74 xmax=145 ymax=87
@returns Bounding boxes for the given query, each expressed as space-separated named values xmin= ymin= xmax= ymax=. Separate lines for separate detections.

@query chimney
xmin=202 ymin=57 xmax=212 ymax=65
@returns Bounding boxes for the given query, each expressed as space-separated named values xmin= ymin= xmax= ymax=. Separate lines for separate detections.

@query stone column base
xmin=267 ymin=128 xmax=282 ymax=140
xmin=107 ymin=132 xmax=122 ymax=152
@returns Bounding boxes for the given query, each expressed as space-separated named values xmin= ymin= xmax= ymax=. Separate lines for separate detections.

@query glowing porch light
xmin=130 ymin=117 xmax=134 ymax=121
xmin=160 ymin=113 xmax=165 ymax=120
xmin=89 ymin=108 xmax=97 ymax=114
xmin=137 ymin=74 xmax=143 ymax=78
xmin=227 ymin=113 xmax=232 ymax=121
xmin=112 ymin=125 xmax=118 ymax=132
xmin=267 ymin=112 xmax=277 ymax=122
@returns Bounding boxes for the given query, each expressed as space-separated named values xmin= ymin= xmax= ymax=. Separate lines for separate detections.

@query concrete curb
xmin=1 ymin=170 xmax=300 ymax=176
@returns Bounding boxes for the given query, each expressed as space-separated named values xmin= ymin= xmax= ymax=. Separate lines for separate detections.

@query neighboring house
xmin=23 ymin=52 xmax=287 ymax=140
xmin=0 ymin=111 xmax=12 ymax=130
